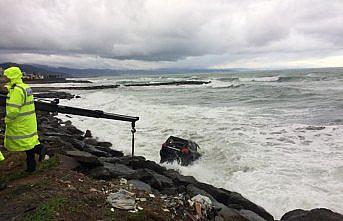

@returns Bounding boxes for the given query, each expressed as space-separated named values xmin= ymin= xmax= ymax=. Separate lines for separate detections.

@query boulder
xmin=116 ymin=156 xmax=146 ymax=166
xmin=194 ymin=182 xmax=274 ymax=221
xmin=65 ymin=150 xmax=102 ymax=167
xmin=186 ymin=185 xmax=249 ymax=221
xmin=63 ymin=125 xmax=84 ymax=135
xmin=239 ymin=210 xmax=266 ymax=221
xmin=129 ymin=159 xmax=166 ymax=174
xmin=93 ymin=145 xmax=124 ymax=157
xmin=128 ymin=179 xmax=152 ymax=192
xmin=98 ymin=157 xmax=121 ymax=164
xmin=84 ymin=145 xmax=112 ymax=157
xmin=84 ymin=138 xmax=98 ymax=146
xmin=67 ymin=138 xmax=86 ymax=150
xmin=281 ymin=208 xmax=343 ymax=221
xmin=105 ymin=162 xmax=136 ymax=178
xmin=90 ymin=162 xmax=136 ymax=180
xmin=163 ymin=169 xmax=197 ymax=185
xmin=84 ymin=130 xmax=92 ymax=138
xmin=129 ymin=169 xmax=174 ymax=190
xmin=97 ymin=141 xmax=112 ymax=148
xmin=57 ymin=154 xmax=80 ymax=170
xmin=89 ymin=166 xmax=111 ymax=179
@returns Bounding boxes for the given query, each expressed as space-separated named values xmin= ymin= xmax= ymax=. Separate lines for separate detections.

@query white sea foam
xmin=57 ymin=74 xmax=343 ymax=219
xmin=239 ymin=76 xmax=280 ymax=82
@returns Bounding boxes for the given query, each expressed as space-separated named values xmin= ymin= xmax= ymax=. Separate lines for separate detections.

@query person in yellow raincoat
xmin=1 ymin=67 xmax=45 ymax=172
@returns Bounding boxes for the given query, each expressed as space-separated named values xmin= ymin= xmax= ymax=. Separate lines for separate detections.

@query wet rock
xmin=84 ymin=145 xmax=112 ymax=157
xmin=163 ymin=169 xmax=197 ymax=185
xmin=129 ymin=159 xmax=166 ymax=174
xmin=160 ymin=187 xmax=178 ymax=195
xmin=84 ymin=138 xmax=98 ymax=146
xmin=35 ymin=91 xmax=74 ymax=100
xmin=281 ymin=208 xmax=343 ymax=221
xmin=116 ymin=156 xmax=146 ymax=166
xmin=98 ymin=157 xmax=121 ymax=164
xmin=89 ymin=166 xmax=111 ymax=179
xmin=94 ymin=145 xmax=124 ymax=157
xmin=101 ymin=162 xmax=136 ymax=178
xmin=63 ymin=125 xmax=84 ymax=135
xmin=194 ymin=182 xmax=274 ymax=221
xmin=239 ymin=210 xmax=266 ymax=221
xmin=187 ymin=185 xmax=249 ymax=221
xmin=44 ymin=132 xmax=73 ymax=137
xmin=57 ymin=154 xmax=80 ymax=170
xmin=65 ymin=150 xmax=102 ymax=166
xmin=84 ymin=130 xmax=92 ymax=138
xmin=130 ymin=169 xmax=174 ymax=191
xmin=97 ymin=141 xmax=112 ymax=148
xmin=66 ymin=138 xmax=86 ymax=150
xmin=128 ymin=179 xmax=152 ymax=192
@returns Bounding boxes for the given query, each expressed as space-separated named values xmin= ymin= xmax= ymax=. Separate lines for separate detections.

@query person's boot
xmin=33 ymin=144 xmax=47 ymax=162
xmin=25 ymin=149 xmax=36 ymax=172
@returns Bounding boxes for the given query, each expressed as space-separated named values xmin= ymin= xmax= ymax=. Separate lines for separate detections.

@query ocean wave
xmin=208 ymin=80 xmax=242 ymax=88
xmin=239 ymin=76 xmax=280 ymax=82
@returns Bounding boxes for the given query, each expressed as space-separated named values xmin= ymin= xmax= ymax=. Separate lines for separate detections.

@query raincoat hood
xmin=4 ymin=67 xmax=23 ymax=85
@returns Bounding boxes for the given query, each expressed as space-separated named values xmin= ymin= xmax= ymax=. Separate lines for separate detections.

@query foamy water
xmin=56 ymin=69 xmax=343 ymax=219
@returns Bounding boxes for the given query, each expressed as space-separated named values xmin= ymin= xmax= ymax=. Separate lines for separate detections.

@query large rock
xmin=67 ymin=138 xmax=86 ymax=150
xmin=63 ymin=125 xmax=84 ymax=135
xmin=84 ymin=145 xmax=112 ymax=157
xmin=128 ymin=179 xmax=152 ymax=192
xmin=186 ymin=185 xmax=250 ymax=221
xmin=194 ymin=182 xmax=274 ymax=221
xmin=281 ymin=208 xmax=343 ymax=221
xmin=94 ymin=145 xmax=124 ymax=157
xmin=129 ymin=169 xmax=174 ymax=190
xmin=97 ymin=141 xmax=112 ymax=148
xmin=129 ymin=159 xmax=166 ymax=174
xmin=239 ymin=210 xmax=266 ymax=221
xmin=84 ymin=138 xmax=98 ymax=146
xmin=89 ymin=167 xmax=111 ymax=179
xmin=90 ymin=163 xmax=135 ymax=179
xmin=116 ymin=156 xmax=146 ymax=166
xmin=65 ymin=150 xmax=102 ymax=167
xmin=163 ymin=169 xmax=197 ymax=185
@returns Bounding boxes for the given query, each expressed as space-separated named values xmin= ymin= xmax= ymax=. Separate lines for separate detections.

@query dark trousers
xmin=25 ymin=144 xmax=44 ymax=172
xmin=25 ymin=148 xmax=36 ymax=172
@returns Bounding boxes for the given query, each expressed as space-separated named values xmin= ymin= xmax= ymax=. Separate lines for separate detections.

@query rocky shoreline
xmin=1 ymin=89 xmax=343 ymax=221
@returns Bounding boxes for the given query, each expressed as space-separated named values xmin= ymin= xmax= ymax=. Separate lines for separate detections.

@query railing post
xmin=131 ymin=122 xmax=136 ymax=158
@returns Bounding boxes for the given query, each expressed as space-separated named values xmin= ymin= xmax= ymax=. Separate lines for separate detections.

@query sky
xmin=0 ymin=0 xmax=343 ymax=69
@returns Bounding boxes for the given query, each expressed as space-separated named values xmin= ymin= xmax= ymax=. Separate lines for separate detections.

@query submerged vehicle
xmin=160 ymin=136 xmax=201 ymax=166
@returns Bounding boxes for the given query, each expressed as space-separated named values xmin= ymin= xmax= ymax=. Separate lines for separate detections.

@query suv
xmin=160 ymin=136 xmax=201 ymax=166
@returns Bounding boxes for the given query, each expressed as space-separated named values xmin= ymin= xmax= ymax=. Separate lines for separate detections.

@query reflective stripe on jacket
xmin=0 ymin=151 xmax=4 ymax=161
xmin=4 ymin=67 xmax=40 ymax=151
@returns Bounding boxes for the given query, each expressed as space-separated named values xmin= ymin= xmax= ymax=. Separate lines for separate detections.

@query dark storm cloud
xmin=0 ymin=0 xmax=342 ymax=68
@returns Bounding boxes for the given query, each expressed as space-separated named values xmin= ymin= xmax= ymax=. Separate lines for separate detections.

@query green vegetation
xmin=38 ymin=156 xmax=59 ymax=171
xmin=23 ymin=197 xmax=66 ymax=221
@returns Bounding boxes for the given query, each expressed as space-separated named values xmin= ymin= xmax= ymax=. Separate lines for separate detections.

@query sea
xmin=39 ymin=68 xmax=343 ymax=219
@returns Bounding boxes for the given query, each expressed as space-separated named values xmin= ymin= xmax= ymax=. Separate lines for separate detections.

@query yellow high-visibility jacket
xmin=3 ymin=67 xmax=40 ymax=151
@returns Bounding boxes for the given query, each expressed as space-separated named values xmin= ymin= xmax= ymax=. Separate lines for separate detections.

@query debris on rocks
xmin=106 ymin=189 xmax=136 ymax=210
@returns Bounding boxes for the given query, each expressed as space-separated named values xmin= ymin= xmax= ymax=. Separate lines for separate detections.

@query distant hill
xmin=0 ymin=63 xmax=69 ymax=78
xmin=1 ymin=62 xmax=250 ymax=77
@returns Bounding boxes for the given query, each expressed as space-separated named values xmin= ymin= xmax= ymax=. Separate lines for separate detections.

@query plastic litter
xmin=120 ymin=178 xmax=128 ymax=185
xmin=149 ymin=193 xmax=155 ymax=198
xmin=107 ymin=189 xmax=136 ymax=210
xmin=190 ymin=194 xmax=213 ymax=219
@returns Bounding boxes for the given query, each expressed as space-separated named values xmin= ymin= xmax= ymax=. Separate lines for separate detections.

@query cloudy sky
xmin=0 ymin=0 xmax=342 ymax=69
